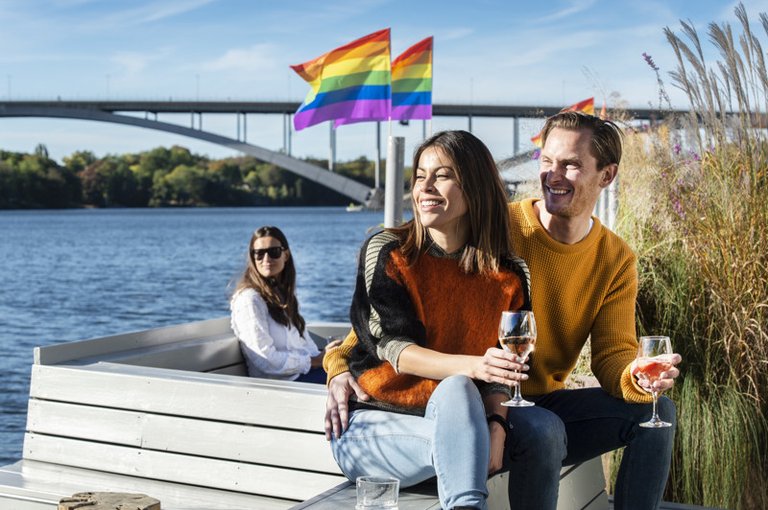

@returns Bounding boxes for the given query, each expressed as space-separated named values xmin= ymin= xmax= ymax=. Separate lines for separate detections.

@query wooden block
xmin=58 ymin=491 xmax=160 ymax=509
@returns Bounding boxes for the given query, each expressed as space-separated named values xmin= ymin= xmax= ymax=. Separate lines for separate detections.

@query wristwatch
xmin=486 ymin=413 xmax=510 ymax=435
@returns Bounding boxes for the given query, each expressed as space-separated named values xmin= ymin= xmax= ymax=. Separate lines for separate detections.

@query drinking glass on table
xmin=498 ymin=310 xmax=537 ymax=407
xmin=636 ymin=335 xmax=674 ymax=428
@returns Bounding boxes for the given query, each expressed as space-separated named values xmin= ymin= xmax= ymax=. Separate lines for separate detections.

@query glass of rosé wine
xmin=636 ymin=336 xmax=674 ymax=428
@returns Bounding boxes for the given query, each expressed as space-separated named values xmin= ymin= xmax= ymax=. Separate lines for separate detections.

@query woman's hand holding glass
xmin=470 ymin=346 xmax=529 ymax=387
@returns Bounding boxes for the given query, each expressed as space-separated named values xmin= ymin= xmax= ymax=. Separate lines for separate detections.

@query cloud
xmin=144 ymin=0 xmax=219 ymax=22
xmin=439 ymin=28 xmax=475 ymax=41
xmin=719 ymin=0 xmax=768 ymax=23
xmin=202 ymin=44 xmax=279 ymax=72
xmin=537 ymin=0 xmax=598 ymax=23
xmin=73 ymin=0 xmax=219 ymax=29
xmin=501 ymin=29 xmax=604 ymax=68
xmin=110 ymin=48 xmax=172 ymax=76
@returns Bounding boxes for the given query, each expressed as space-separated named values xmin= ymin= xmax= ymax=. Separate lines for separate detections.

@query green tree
xmin=63 ymin=150 xmax=97 ymax=174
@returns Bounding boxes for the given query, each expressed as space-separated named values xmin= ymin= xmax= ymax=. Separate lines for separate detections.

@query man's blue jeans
xmin=505 ymin=387 xmax=676 ymax=510
xmin=330 ymin=375 xmax=491 ymax=510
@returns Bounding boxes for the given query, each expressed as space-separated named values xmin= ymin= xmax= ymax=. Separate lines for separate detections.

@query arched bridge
xmin=0 ymin=100 xmax=679 ymax=206
xmin=0 ymin=103 xmax=376 ymax=205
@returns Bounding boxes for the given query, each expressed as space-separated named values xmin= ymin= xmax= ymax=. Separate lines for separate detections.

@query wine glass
xmin=498 ymin=310 xmax=537 ymax=407
xmin=636 ymin=335 xmax=674 ymax=428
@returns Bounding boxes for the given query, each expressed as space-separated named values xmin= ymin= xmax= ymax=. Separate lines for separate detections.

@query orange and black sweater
xmin=347 ymin=230 xmax=531 ymax=416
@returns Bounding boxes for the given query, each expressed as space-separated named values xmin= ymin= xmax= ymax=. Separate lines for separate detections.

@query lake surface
xmin=0 ymin=206 xmax=390 ymax=464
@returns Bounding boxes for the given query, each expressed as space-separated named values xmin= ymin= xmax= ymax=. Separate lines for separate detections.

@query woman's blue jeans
xmin=505 ymin=388 xmax=676 ymax=510
xmin=330 ymin=375 xmax=491 ymax=510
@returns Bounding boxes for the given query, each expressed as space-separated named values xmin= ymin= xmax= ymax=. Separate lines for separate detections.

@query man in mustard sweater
xmin=324 ymin=112 xmax=682 ymax=510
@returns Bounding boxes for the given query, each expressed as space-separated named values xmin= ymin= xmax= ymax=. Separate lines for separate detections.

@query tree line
xmin=0 ymin=144 xmax=384 ymax=209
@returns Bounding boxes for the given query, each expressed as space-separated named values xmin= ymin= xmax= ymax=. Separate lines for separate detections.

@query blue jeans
xmin=505 ymin=388 xmax=676 ymax=510
xmin=331 ymin=375 xmax=491 ymax=510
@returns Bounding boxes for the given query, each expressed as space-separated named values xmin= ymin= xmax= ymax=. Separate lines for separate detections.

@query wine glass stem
xmin=513 ymin=369 xmax=522 ymax=400
xmin=651 ymin=391 xmax=659 ymax=420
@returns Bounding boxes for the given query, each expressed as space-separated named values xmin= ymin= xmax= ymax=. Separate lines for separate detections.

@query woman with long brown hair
xmin=328 ymin=131 xmax=531 ymax=510
xmin=230 ymin=226 xmax=327 ymax=383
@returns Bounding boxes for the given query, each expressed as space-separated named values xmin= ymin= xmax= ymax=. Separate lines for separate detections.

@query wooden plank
xmin=92 ymin=335 xmax=242 ymax=372
xmin=23 ymin=434 xmax=345 ymax=501
xmin=29 ymin=364 xmax=328 ymax=431
xmin=583 ymin=491 xmax=609 ymax=510
xmin=34 ymin=318 xmax=348 ymax=367
xmin=0 ymin=460 xmax=295 ymax=510
xmin=207 ymin=362 xmax=248 ymax=376
xmin=26 ymin=400 xmax=341 ymax=474
xmin=26 ymin=400 xmax=144 ymax=447
xmin=304 ymin=322 xmax=351 ymax=342
xmin=486 ymin=471 xmax=509 ymax=510
xmin=556 ymin=458 xmax=608 ymax=510
xmin=34 ymin=317 xmax=233 ymax=366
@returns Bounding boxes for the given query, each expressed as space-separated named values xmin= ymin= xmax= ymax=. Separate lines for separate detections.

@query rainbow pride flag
xmin=291 ymin=29 xmax=391 ymax=131
xmin=391 ymin=36 xmax=433 ymax=121
xmin=531 ymin=97 xmax=595 ymax=147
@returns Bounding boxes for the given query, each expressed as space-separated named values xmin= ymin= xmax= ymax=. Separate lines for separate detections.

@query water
xmin=0 ymin=206 xmax=387 ymax=464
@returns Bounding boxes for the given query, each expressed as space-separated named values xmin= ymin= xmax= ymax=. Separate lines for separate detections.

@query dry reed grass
xmin=614 ymin=4 xmax=768 ymax=508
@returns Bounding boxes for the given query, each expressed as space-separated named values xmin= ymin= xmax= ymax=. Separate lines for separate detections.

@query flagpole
xmin=329 ymin=122 xmax=336 ymax=172
xmin=375 ymin=121 xmax=381 ymax=189
xmin=384 ymin=134 xmax=405 ymax=228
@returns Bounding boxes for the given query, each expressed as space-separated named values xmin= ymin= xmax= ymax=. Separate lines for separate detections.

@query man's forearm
xmin=323 ymin=328 xmax=357 ymax=383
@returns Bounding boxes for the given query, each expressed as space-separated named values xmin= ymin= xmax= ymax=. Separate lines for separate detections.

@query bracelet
xmin=486 ymin=413 xmax=510 ymax=435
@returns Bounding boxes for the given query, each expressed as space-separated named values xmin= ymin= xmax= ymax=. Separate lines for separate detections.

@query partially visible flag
xmin=291 ymin=29 xmax=391 ymax=131
xmin=531 ymin=97 xmax=595 ymax=147
xmin=391 ymin=36 xmax=433 ymax=121
xmin=599 ymin=101 xmax=607 ymax=120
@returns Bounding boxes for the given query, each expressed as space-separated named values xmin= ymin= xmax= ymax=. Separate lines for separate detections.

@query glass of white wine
xmin=498 ymin=310 xmax=537 ymax=407
xmin=636 ymin=335 xmax=674 ymax=428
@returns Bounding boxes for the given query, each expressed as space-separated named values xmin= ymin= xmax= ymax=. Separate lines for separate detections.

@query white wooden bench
xmin=0 ymin=317 xmax=608 ymax=510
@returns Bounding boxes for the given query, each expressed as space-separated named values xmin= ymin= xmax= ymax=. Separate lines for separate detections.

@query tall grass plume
xmin=615 ymin=5 xmax=768 ymax=508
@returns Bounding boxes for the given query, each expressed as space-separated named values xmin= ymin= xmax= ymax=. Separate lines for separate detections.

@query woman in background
xmin=230 ymin=226 xmax=330 ymax=383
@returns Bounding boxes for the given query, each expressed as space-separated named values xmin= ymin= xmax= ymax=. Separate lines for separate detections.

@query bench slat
xmin=35 ymin=317 xmax=233 ymax=366
xmin=95 ymin=335 xmax=242 ymax=372
xmin=556 ymin=458 xmax=608 ymax=510
xmin=207 ymin=362 xmax=248 ymax=376
xmin=33 ymin=318 xmax=350 ymax=367
xmin=23 ymin=434 xmax=345 ymax=501
xmin=29 ymin=364 xmax=328 ymax=431
xmin=26 ymin=400 xmax=341 ymax=474
xmin=0 ymin=460 xmax=294 ymax=510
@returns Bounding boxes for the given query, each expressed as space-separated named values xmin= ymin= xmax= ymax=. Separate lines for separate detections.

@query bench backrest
xmin=24 ymin=318 xmax=351 ymax=503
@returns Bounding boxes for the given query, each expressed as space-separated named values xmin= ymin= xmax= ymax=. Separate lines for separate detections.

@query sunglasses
xmin=251 ymin=246 xmax=287 ymax=261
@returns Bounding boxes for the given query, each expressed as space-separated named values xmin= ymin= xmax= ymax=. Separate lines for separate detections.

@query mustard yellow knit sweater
xmin=325 ymin=198 xmax=650 ymax=403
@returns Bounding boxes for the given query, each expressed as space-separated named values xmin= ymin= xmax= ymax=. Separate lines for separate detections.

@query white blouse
xmin=230 ymin=288 xmax=320 ymax=380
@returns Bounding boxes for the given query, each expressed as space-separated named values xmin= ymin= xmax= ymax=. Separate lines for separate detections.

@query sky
xmin=1 ymin=0 xmax=767 ymax=169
